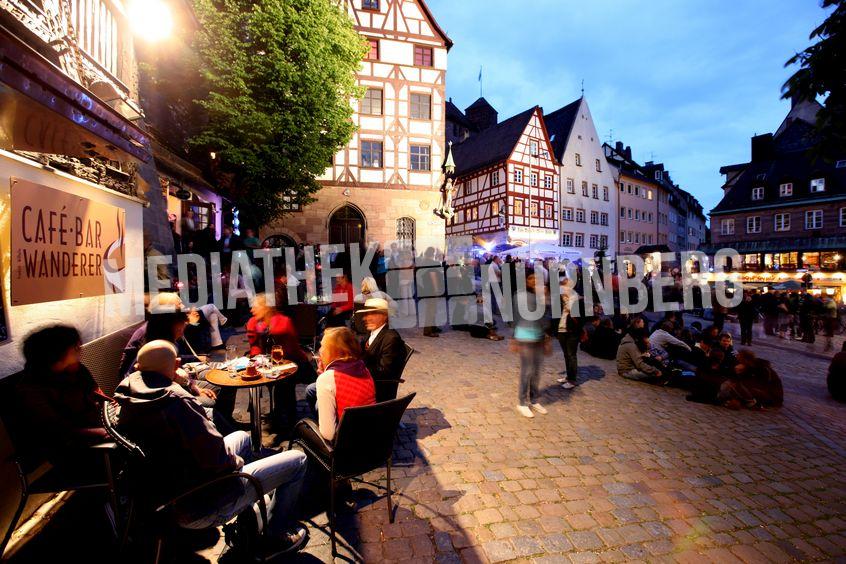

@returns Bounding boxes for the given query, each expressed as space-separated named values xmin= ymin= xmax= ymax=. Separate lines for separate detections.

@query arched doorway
xmin=329 ymin=205 xmax=365 ymax=247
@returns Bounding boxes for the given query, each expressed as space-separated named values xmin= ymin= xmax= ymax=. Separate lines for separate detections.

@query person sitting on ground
xmin=716 ymin=332 xmax=738 ymax=372
xmin=686 ymin=349 xmax=727 ymax=404
xmin=650 ymin=321 xmax=692 ymax=358
xmin=580 ymin=317 xmax=600 ymax=352
xmin=585 ymin=318 xmax=620 ymax=360
xmin=688 ymin=335 xmax=713 ymax=369
xmin=325 ymin=273 xmax=355 ymax=328
xmin=701 ymin=324 xmax=720 ymax=347
xmin=827 ymin=342 xmax=846 ymax=402
xmin=615 ymin=329 xmax=667 ymax=384
xmin=114 ymin=340 xmax=309 ymax=559
xmin=247 ymin=295 xmax=317 ymax=432
xmin=298 ymin=327 xmax=376 ymax=441
xmin=717 ymin=350 xmax=783 ymax=409
xmin=14 ymin=325 xmax=109 ymax=469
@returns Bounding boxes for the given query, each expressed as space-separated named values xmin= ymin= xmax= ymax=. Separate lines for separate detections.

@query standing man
xmin=736 ymin=291 xmax=758 ymax=346
xmin=556 ymin=290 xmax=583 ymax=389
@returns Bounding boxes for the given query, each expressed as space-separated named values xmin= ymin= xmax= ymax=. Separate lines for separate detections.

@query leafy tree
xmin=783 ymin=0 xmax=846 ymax=158
xmin=191 ymin=0 xmax=366 ymax=227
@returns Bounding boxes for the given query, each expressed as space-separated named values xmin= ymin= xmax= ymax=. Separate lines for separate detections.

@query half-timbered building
xmin=446 ymin=106 xmax=560 ymax=250
xmin=264 ymin=0 xmax=451 ymax=252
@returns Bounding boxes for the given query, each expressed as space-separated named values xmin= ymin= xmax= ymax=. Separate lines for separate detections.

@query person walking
xmin=556 ymin=290 xmax=583 ymax=389
xmin=511 ymin=273 xmax=550 ymax=418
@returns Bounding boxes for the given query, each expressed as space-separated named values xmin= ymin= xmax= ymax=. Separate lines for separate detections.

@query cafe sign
xmin=10 ymin=178 xmax=126 ymax=306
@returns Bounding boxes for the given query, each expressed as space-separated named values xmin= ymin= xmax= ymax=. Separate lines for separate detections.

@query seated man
xmin=300 ymin=328 xmax=376 ymax=441
xmin=649 ymin=321 xmax=691 ymax=358
xmin=359 ymin=298 xmax=408 ymax=401
xmin=114 ymin=340 xmax=308 ymax=558
xmin=615 ymin=329 xmax=668 ymax=385
xmin=585 ymin=318 xmax=619 ymax=360
xmin=14 ymin=325 xmax=109 ymax=470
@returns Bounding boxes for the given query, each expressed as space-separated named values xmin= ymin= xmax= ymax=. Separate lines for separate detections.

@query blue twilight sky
xmin=426 ymin=0 xmax=831 ymax=220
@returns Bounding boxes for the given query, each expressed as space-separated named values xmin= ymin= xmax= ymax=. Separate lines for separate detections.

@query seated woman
xmin=247 ymin=295 xmax=317 ymax=432
xmin=586 ymin=318 xmax=620 ymax=360
xmin=718 ymin=350 xmax=783 ymax=409
xmin=14 ymin=325 xmax=108 ymax=469
xmin=325 ymin=273 xmax=354 ymax=328
xmin=298 ymin=327 xmax=376 ymax=442
xmin=716 ymin=332 xmax=738 ymax=373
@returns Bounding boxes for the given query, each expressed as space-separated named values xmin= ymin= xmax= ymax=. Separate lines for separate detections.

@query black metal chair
xmin=374 ymin=343 xmax=415 ymax=403
xmin=291 ymin=393 xmax=415 ymax=557
xmin=100 ymin=401 xmax=270 ymax=563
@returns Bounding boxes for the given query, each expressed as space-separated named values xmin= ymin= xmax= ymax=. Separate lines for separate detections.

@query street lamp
xmin=128 ymin=0 xmax=173 ymax=42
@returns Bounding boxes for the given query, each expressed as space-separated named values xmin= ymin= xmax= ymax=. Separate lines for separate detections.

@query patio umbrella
xmin=772 ymin=279 xmax=803 ymax=291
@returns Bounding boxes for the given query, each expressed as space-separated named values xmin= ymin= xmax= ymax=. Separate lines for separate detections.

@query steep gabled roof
xmin=446 ymin=100 xmax=476 ymax=131
xmin=466 ymin=97 xmax=496 ymax=113
xmin=544 ymin=98 xmax=582 ymax=161
xmin=417 ymin=0 xmax=453 ymax=49
xmin=452 ymin=107 xmax=537 ymax=176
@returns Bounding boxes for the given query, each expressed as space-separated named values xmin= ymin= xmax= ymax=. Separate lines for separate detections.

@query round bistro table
xmin=206 ymin=364 xmax=298 ymax=452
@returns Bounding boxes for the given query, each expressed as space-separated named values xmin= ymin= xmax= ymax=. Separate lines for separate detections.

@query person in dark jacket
xmin=735 ymin=291 xmax=758 ymax=346
xmin=827 ymin=342 xmax=846 ymax=402
xmin=14 ymin=325 xmax=108 ymax=466
xmin=686 ymin=349 xmax=727 ymax=404
xmin=556 ymin=293 xmax=584 ymax=389
xmin=115 ymin=340 xmax=308 ymax=558
xmin=718 ymin=350 xmax=783 ymax=409
xmin=359 ymin=298 xmax=407 ymax=401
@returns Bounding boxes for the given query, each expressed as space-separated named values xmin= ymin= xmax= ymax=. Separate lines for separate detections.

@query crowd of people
xmin=10 ymin=285 xmax=410 ymax=559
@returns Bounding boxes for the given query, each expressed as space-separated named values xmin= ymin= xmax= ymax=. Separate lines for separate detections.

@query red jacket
xmin=246 ymin=313 xmax=307 ymax=362
xmin=334 ymin=280 xmax=354 ymax=313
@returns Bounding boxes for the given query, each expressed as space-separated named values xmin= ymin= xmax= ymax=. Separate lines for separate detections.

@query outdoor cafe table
xmin=206 ymin=364 xmax=298 ymax=452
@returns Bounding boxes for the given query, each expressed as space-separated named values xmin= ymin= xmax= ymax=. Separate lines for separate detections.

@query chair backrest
xmin=332 ymin=393 xmax=415 ymax=478
xmin=0 ymin=415 xmax=25 ymax=557
xmin=80 ymin=321 xmax=145 ymax=395
xmin=100 ymin=401 xmax=145 ymax=461
xmin=401 ymin=343 xmax=415 ymax=377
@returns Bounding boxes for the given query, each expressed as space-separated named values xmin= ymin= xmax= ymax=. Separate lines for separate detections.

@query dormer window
xmin=751 ymin=187 xmax=764 ymax=201
xmin=654 ymin=171 xmax=662 ymax=181
xmin=811 ymin=178 xmax=826 ymax=193
xmin=779 ymin=183 xmax=793 ymax=197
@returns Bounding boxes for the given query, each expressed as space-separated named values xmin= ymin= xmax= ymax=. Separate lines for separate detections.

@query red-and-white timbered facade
xmin=265 ymin=0 xmax=451 ymax=251
xmin=447 ymin=108 xmax=559 ymax=247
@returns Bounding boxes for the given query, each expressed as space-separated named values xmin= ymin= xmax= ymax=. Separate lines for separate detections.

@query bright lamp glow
xmin=129 ymin=0 xmax=173 ymax=42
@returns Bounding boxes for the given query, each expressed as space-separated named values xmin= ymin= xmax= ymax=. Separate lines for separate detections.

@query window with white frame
xmin=530 ymin=140 xmax=538 ymax=156
xmin=581 ymin=181 xmax=589 ymax=196
xmin=589 ymin=234 xmax=599 ymax=248
xmin=575 ymin=209 xmax=585 ymax=223
xmin=410 ymin=93 xmax=432 ymax=120
xmin=491 ymin=171 xmax=500 ymax=186
xmin=779 ymin=183 xmax=793 ymax=197
xmin=837 ymin=160 xmax=846 ymax=168
xmin=720 ymin=218 xmax=735 ymax=235
xmin=811 ymin=178 xmax=825 ymax=193
xmin=361 ymin=88 xmax=383 ymax=115
xmin=805 ymin=210 xmax=823 ymax=229
xmin=574 ymin=233 xmax=584 ymax=247
xmin=562 ymin=208 xmax=573 ymax=221
xmin=544 ymin=175 xmax=552 ymax=189
xmin=590 ymin=211 xmax=599 ymax=224
xmin=591 ymin=184 xmax=598 ymax=199
xmin=530 ymin=173 xmax=538 ymax=187
xmin=530 ymin=201 xmax=539 ymax=217
xmin=566 ymin=178 xmax=575 ymax=194
xmin=514 ymin=168 xmax=523 ymax=183
xmin=751 ymin=187 xmax=764 ymax=201
xmin=635 ymin=210 xmax=640 ymax=221
xmin=620 ymin=230 xmax=625 ymax=241
xmin=575 ymin=153 xmax=582 ymax=166
xmin=774 ymin=213 xmax=790 ymax=232
xmin=602 ymin=186 xmax=609 ymax=201
xmin=600 ymin=212 xmax=608 ymax=226
xmin=595 ymin=159 xmax=601 ymax=172
xmin=562 ymin=232 xmax=573 ymax=246
xmin=409 ymin=145 xmax=431 ymax=171
xmin=544 ymin=204 xmax=553 ymax=218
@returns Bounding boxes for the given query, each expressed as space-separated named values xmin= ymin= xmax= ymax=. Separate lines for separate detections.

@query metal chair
xmin=291 ymin=393 xmax=415 ymax=556
xmin=100 ymin=402 xmax=269 ymax=563
xmin=374 ymin=343 xmax=415 ymax=403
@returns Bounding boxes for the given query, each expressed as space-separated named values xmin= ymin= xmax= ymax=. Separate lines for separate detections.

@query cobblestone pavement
xmin=201 ymin=321 xmax=846 ymax=564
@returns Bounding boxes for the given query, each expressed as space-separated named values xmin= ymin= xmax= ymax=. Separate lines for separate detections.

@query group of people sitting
xmin=10 ymin=289 xmax=409 ymax=559
xmin=610 ymin=313 xmax=784 ymax=410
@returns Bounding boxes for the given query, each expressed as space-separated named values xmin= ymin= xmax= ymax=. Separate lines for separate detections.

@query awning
xmin=0 ymin=24 xmax=151 ymax=163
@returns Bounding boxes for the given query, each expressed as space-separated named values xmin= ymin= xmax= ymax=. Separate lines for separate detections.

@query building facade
xmin=446 ymin=106 xmax=559 ymax=250
xmin=264 ymin=0 xmax=451 ymax=253
xmin=710 ymin=98 xmax=846 ymax=272
xmin=604 ymin=142 xmax=659 ymax=255
xmin=545 ymin=98 xmax=618 ymax=257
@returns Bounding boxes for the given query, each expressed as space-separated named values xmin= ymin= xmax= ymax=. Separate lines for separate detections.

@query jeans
xmin=518 ymin=341 xmax=544 ymax=406
xmin=198 ymin=304 xmax=228 ymax=347
xmin=305 ymin=381 xmax=318 ymax=416
xmin=557 ymin=332 xmax=579 ymax=383
xmin=272 ymin=361 xmax=318 ymax=430
xmin=180 ymin=431 xmax=307 ymax=535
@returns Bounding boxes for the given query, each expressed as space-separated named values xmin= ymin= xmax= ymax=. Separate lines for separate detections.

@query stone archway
xmin=328 ymin=205 xmax=366 ymax=247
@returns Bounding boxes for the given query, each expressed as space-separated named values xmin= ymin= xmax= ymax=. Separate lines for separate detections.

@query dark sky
xmin=427 ymin=0 xmax=831 ymax=218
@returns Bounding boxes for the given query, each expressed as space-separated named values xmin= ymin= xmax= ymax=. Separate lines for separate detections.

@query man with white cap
xmin=115 ymin=340 xmax=309 ymax=558
xmin=359 ymin=297 xmax=408 ymax=402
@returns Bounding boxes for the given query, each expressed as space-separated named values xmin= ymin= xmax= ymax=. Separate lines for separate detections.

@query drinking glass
xmin=225 ymin=345 xmax=238 ymax=377
xmin=271 ymin=345 xmax=284 ymax=367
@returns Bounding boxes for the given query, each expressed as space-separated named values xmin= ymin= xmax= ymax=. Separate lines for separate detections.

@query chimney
xmin=615 ymin=141 xmax=624 ymax=153
xmin=751 ymin=133 xmax=774 ymax=162
xmin=624 ymin=146 xmax=632 ymax=160
xmin=465 ymin=98 xmax=498 ymax=132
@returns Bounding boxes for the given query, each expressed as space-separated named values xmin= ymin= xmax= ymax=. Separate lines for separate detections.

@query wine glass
xmin=271 ymin=345 xmax=284 ymax=367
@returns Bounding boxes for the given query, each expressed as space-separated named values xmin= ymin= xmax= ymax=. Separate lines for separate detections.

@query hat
xmin=148 ymin=292 xmax=186 ymax=314
xmin=357 ymin=297 xmax=390 ymax=314
xmin=136 ymin=340 xmax=178 ymax=374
